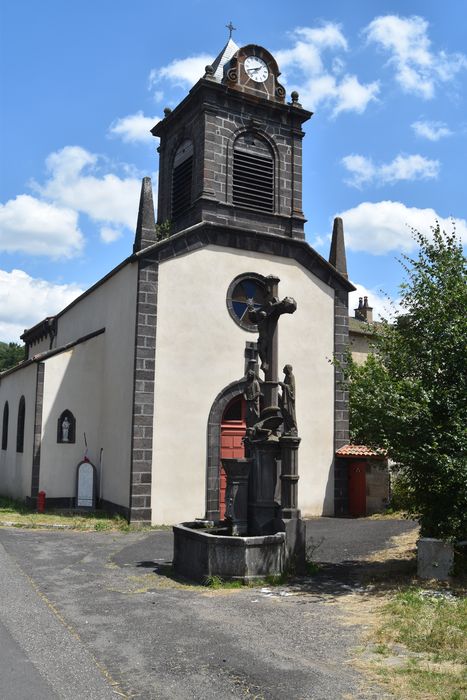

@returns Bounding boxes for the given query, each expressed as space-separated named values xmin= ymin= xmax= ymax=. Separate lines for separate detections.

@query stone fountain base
xmin=173 ymin=521 xmax=286 ymax=582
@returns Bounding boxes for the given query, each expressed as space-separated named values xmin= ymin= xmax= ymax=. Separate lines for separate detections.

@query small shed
xmin=334 ymin=444 xmax=389 ymax=517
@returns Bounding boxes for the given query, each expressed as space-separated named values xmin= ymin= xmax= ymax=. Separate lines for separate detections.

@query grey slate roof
xmin=211 ymin=38 xmax=239 ymax=82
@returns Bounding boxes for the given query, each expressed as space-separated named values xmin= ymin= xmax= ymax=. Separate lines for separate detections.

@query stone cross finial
xmin=226 ymin=21 xmax=236 ymax=38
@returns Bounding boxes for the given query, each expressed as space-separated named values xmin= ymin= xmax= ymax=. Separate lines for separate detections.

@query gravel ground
xmin=0 ymin=518 xmax=417 ymax=700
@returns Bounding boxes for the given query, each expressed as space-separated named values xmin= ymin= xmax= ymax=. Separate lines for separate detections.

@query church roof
xmin=211 ymin=37 xmax=239 ymax=82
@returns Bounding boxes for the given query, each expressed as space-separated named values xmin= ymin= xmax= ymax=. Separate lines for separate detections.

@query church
xmin=0 ymin=37 xmax=354 ymax=524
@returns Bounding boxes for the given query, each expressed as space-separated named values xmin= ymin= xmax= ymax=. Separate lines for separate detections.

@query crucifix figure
xmin=247 ymin=276 xmax=296 ymax=376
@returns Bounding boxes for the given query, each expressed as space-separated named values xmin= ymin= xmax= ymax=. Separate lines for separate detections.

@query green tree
xmin=0 ymin=342 xmax=25 ymax=371
xmin=347 ymin=224 xmax=467 ymax=541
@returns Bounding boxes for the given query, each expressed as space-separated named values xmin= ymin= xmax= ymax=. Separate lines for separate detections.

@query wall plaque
xmin=76 ymin=460 xmax=96 ymax=508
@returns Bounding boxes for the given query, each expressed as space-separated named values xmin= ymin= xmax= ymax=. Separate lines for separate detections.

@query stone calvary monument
xmin=173 ymin=276 xmax=306 ymax=582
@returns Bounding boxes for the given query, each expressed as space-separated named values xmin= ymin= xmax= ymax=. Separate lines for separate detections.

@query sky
xmin=1 ymin=0 xmax=466 ymax=342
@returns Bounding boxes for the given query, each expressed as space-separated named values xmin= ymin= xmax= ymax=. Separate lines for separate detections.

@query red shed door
xmin=219 ymin=396 xmax=246 ymax=519
xmin=348 ymin=460 xmax=366 ymax=517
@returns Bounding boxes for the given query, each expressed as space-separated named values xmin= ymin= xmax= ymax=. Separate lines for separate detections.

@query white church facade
xmin=0 ymin=39 xmax=354 ymax=524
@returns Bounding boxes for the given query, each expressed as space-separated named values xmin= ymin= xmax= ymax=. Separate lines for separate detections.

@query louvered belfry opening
xmin=172 ymin=139 xmax=193 ymax=219
xmin=233 ymin=133 xmax=274 ymax=213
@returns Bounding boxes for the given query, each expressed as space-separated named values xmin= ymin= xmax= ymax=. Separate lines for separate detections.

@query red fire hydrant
xmin=37 ymin=490 xmax=46 ymax=513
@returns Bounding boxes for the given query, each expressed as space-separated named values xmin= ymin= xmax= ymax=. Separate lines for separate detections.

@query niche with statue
xmin=57 ymin=410 xmax=76 ymax=443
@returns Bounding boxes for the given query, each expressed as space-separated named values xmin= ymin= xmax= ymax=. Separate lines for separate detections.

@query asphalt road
xmin=0 ymin=518 xmax=417 ymax=700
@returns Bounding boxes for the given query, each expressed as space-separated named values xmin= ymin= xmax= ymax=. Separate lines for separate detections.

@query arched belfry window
xmin=2 ymin=402 xmax=9 ymax=450
xmin=172 ymin=139 xmax=193 ymax=219
xmin=233 ymin=133 xmax=274 ymax=213
xmin=16 ymin=396 xmax=25 ymax=453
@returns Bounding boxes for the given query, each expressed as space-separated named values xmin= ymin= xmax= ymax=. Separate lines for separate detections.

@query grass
xmin=367 ymin=508 xmax=411 ymax=520
xmin=0 ymin=495 xmax=163 ymax=531
xmin=203 ymin=572 xmax=292 ymax=589
xmin=368 ymin=588 xmax=467 ymax=700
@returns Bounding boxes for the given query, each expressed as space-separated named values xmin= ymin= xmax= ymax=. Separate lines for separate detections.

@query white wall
xmin=0 ymin=363 xmax=37 ymax=499
xmin=52 ymin=263 xmax=138 ymax=508
xmin=152 ymin=245 xmax=335 ymax=524
xmin=40 ymin=334 xmax=104 ymax=498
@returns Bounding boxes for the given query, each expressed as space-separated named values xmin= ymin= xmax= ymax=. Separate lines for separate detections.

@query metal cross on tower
xmin=225 ymin=21 xmax=237 ymax=39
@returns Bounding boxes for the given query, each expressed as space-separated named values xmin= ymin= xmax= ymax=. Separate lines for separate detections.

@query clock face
xmin=244 ymin=56 xmax=269 ymax=83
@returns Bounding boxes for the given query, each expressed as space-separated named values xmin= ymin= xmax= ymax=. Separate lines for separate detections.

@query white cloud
xmin=100 ymin=226 xmax=123 ymax=243
xmin=411 ymin=120 xmax=453 ymax=141
xmin=380 ymin=154 xmax=439 ymax=182
xmin=108 ymin=111 xmax=161 ymax=143
xmin=276 ymin=24 xmax=379 ymax=116
xmin=294 ymin=25 xmax=348 ymax=51
xmin=332 ymin=75 xmax=380 ymax=116
xmin=0 ymin=269 xmax=84 ymax=342
xmin=337 ymin=200 xmax=467 ymax=254
xmin=365 ymin=15 xmax=467 ymax=98
xmin=341 ymin=155 xmax=376 ymax=188
xmin=34 ymin=145 xmax=142 ymax=231
xmin=342 ymin=153 xmax=439 ymax=187
xmin=349 ymin=283 xmax=398 ymax=322
xmin=1 ymin=146 xmax=146 ymax=259
xmin=149 ymin=53 xmax=213 ymax=91
xmin=0 ymin=194 xmax=84 ymax=258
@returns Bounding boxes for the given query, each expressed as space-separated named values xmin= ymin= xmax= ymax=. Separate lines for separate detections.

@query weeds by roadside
xmin=343 ymin=529 xmax=467 ymax=700
xmin=0 ymin=495 xmax=169 ymax=531
xmin=367 ymin=587 xmax=466 ymax=700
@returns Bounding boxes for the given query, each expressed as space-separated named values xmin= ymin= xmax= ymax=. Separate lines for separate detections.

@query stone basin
xmin=173 ymin=521 xmax=285 ymax=583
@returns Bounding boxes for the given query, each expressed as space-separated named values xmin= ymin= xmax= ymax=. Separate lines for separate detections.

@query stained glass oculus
xmin=226 ymin=274 xmax=267 ymax=331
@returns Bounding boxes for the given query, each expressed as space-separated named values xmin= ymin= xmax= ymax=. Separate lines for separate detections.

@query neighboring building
xmin=349 ymin=296 xmax=377 ymax=365
xmin=342 ymin=298 xmax=390 ymax=515
xmin=0 ymin=38 xmax=356 ymax=524
xmin=334 ymin=444 xmax=389 ymax=517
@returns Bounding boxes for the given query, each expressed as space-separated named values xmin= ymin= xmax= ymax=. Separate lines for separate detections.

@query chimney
xmin=354 ymin=296 xmax=373 ymax=323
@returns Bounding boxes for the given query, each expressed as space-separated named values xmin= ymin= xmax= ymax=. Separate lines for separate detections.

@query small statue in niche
xmin=279 ymin=364 xmax=297 ymax=435
xmin=61 ymin=416 xmax=70 ymax=442
xmin=243 ymin=368 xmax=261 ymax=428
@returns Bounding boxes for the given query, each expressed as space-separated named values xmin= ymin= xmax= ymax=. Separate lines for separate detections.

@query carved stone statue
xmin=61 ymin=416 xmax=70 ymax=442
xmin=279 ymin=365 xmax=297 ymax=435
xmin=248 ymin=296 xmax=297 ymax=374
xmin=243 ymin=369 xmax=261 ymax=428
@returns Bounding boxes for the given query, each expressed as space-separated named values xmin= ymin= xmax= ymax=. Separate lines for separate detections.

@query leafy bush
xmin=347 ymin=224 xmax=467 ymax=541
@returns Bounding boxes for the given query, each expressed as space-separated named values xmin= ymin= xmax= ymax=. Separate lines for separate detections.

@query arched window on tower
xmin=171 ymin=139 xmax=193 ymax=219
xmin=16 ymin=396 xmax=25 ymax=453
xmin=2 ymin=402 xmax=9 ymax=451
xmin=233 ymin=133 xmax=274 ymax=213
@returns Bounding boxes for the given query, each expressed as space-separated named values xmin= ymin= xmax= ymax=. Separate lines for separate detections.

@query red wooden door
xmin=219 ymin=396 xmax=246 ymax=519
xmin=348 ymin=460 xmax=366 ymax=517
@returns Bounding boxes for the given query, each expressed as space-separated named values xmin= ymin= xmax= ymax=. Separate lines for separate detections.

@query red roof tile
xmin=336 ymin=444 xmax=386 ymax=458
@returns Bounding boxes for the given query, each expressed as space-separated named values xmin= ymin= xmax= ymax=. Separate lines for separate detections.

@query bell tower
xmin=152 ymin=38 xmax=312 ymax=239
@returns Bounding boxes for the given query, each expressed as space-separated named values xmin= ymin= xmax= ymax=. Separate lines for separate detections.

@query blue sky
xmin=1 ymin=0 xmax=466 ymax=341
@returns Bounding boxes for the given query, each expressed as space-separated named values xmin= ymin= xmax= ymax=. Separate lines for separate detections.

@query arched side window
xmin=16 ymin=396 xmax=25 ymax=453
xmin=171 ymin=139 xmax=193 ymax=219
xmin=57 ymin=410 xmax=76 ymax=444
xmin=233 ymin=133 xmax=274 ymax=213
xmin=2 ymin=401 xmax=9 ymax=451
